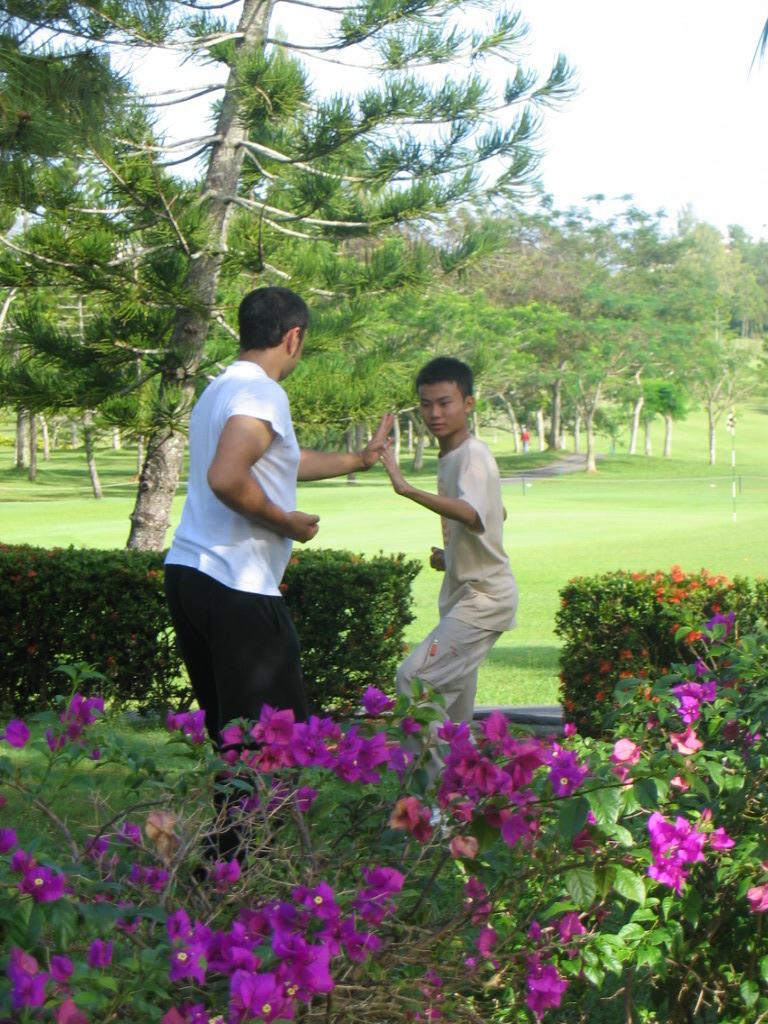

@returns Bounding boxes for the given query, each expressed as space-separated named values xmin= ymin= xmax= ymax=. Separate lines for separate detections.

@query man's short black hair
xmin=415 ymin=356 xmax=474 ymax=398
xmin=238 ymin=286 xmax=310 ymax=351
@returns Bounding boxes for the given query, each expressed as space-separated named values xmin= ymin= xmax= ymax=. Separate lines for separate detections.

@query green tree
xmin=4 ymin=0 xmax=574 ymax=549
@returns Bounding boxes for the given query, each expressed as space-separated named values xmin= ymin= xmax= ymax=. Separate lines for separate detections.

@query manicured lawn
xmin=2 ymin=406 xmax=766 ymax=707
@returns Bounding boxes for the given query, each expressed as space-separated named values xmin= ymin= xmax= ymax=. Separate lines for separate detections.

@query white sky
xmin=521 ymin=0 xmax=768 ymax=239
xmin=132 ymin=0 xmax=768 ymax=240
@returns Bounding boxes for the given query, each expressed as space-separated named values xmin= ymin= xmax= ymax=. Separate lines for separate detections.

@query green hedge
xmin=555 ymin=565 xmax=766 ymax=736
xmin=0 ymin=544 xmax=420 ymax=717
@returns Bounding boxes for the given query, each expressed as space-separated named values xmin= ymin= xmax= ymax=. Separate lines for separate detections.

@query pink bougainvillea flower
xmin=709 ymin=827 xmax=735 ymax=851
xmin=647 ymin=812 xmax=707 ymax=893
xmin=3 ymin=719 xmax=30 ymax=748
xmin=463 ymin=877 xmax=492 ymax=923
xmin=354 ymin=866 xmax=404 ymax=924
xmin=361 ymin=686 xmax=396 ymax=716
xmin=747 ymin=884 xmax=768 ymax=913
xmin=669 ymin=727 xmax=703 ymax=755
xmin=53 ymin=997 xmax=88 ymax=1024
xmin=449 ymin=835 xmax=479 ymax=860
xmin=476 ymin=925 xmax=498 ymax=959
xmin=525 ymin=955 xmax=569 ymax=1020
xmin=389 ymin=796 xmax=433 ymax=843
xmin=338 ymin=918 xmax=382 ymax=963
xmin=611 ymin=738 xmax=641 ymax=765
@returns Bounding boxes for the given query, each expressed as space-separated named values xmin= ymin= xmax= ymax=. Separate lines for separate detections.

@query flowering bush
xmin=555 ymin=566 xmax=762 ymax=735
xmin=0 ymin=624 xmax=767 ymax=1023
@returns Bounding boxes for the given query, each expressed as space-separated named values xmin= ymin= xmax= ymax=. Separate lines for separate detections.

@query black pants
xmin=164 ymin=564 xmax=309 ymax=745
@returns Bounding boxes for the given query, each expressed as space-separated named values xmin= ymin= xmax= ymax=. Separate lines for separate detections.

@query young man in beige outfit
xmin=380 ymin=357 xmax=518 ymax=778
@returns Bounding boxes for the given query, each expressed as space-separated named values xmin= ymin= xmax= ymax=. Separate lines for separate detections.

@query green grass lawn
xmin=2 ymin=406 xmax=766 ymax=707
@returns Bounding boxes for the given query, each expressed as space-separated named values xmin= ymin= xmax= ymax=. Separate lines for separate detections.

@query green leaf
xmin=636 ymin=944 xmax=662 ymax=969
xmin=613 ymin=865 xmax=646 ymax=905
xmin=741 ymin=980 xmax=759 ymax=1009
xmin=632 ymin=777 xmax=659 ymax=809
xmin=587 ymin=785 xmax=623 ymax=826
xmin=759 ymin=956 xmax=768 ymax=983
xmin=558 ymin=796 xmax=589 ymax=841
xmin=564 ymin=867 xmax=597 ymax=907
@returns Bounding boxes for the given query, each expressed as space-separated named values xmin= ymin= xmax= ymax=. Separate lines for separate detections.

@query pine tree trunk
xmin=126 ymin=0 xmax=275 ymax=550
xmin=407 ymin=417 xmax=413 ymax=454
xmin=70 ymin=419 xmax=78 ymax=447
xmin=535 ymin=408 xmax=545 ymax=451
xmin=472 ymin=411 xmax=480 ymax=439
xmin=644 ymin=422 xmax=652 ymax=456
xmin=573 ymin=415 xmax=581 ymax=454
xmin=82 ymin=411 xmax=103 ymax=500
xmin=629 ymin=394 xmax=644 ymax=455
xmin=28 ymin=414 xmax=38 ymax=481
xmin=663 ymin=415 xmax=673 ymax=457
xmin=15 ymin=408 xmax=28 ymax=468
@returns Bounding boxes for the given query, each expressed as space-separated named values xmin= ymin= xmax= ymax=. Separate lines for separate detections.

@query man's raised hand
xmin=360 ymin=413 xmax=395 ymax=469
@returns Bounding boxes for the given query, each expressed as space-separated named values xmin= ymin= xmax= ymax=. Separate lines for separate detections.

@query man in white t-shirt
xmin=380 ymin=357 xmax=518 ymax=779
xmin=165 ymin=287 xmax=392 ymax=758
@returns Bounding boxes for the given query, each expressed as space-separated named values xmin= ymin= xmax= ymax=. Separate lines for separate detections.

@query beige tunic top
xmin=437 ymin=436 xmax=518 ymax=632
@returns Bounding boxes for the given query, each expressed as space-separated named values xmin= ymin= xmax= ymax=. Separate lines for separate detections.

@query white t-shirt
xmin=437 ymin=436 xmax=518 ymax=632
xmin=166 ymin=360 xmax=299 ymax=595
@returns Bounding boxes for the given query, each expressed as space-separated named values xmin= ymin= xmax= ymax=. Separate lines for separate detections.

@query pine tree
xmin=2 ymin=0 xmax=574 ymax=548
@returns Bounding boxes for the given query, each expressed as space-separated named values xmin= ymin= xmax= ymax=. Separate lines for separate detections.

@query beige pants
xmin=396 ymin=616 xmax=502 ymax=784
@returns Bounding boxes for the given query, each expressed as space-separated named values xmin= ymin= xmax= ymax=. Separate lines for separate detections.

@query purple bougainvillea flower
xmin=50 ymin=955 xmax=74 ymax=983
xmin=557 ymin=911 xmax=587 ymax=943
xmin=230 ymin=970 xmax=294 ymax=1022
xmin=547 ymin=744 xmax=589 ymax=797
xmin=166 ymin=909 xmax=192 ymax=943
xmin=87 ymin=939 xmax=113 ymax=968
xmin=525 ymin=955 xmax=568 ymax=1020
xmin=338 ymin=917 xmax=381 ymax=963
xmin=169 ymin=945 xmax=207 ymax=985
xmin=212 ymin=858 xmax=241 ymax=892
xmin=118 ymin=821 xmax=142 ymax=845
xmin=3 ymin=719 xmax=30 ymax=748
xmin=704 ymin=610 xmax=735 ymax=637
xmin=7 ymin=948 xmax=48 ymax=1011
xmin=19 ymin=864 xmax=66 ymax=903
xmin=166 ymin=709 xmax=206 ymax=744
xmin=400 ymin=716 xmax=422 ymax=735
xmin=463 ymin=877 xmax=492 ymax=924
xmin=361 ymin=686 xmax=396 ymax=716
xmin=0 ymin=827 xmax=18 ymax=854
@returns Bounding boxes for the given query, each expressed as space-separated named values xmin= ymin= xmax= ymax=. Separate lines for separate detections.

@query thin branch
xmin=238 ymin=139 xmax=366 ymax=182
xmin=234 ymin=195 xmax=369 ymax=229
xmin=145 ymin=84 xmax=225 ymax=108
